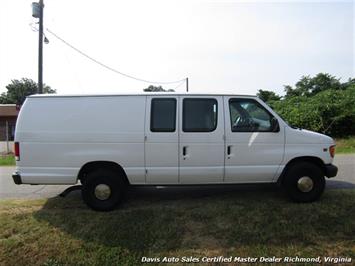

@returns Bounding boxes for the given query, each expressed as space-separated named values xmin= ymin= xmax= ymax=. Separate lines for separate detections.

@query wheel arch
xmin=77 ymin=161 xmax=130 ymax=185
xmin=277 ymin=156 xmax=325 ymax=185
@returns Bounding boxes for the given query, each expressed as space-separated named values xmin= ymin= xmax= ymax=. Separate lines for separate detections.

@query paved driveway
xmin=0 ymin=166 xmax=71 ymax=199
xmin=0 ymin=154 xmax=354 ymax=199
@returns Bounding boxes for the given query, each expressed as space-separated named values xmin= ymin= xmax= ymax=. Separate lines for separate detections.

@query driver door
xmin=224 ymin=96 xmax=284 ymax=183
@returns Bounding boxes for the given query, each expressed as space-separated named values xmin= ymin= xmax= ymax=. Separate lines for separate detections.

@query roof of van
xmin=28 ymin=93 xmax=258 ymax=98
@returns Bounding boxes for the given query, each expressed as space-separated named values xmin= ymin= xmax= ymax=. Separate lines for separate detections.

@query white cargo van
xmin=12 ymin=94 xmax=337 ymax=211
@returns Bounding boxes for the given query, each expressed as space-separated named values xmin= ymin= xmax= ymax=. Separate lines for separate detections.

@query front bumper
xmin=12 ymin=172 xmax=22 ymax=184
xmin=325 ymin=164 xmax=338 ymax=178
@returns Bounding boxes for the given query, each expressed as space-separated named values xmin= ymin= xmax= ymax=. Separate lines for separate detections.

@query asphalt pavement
xmin=0 ymin=154 xmax=354 ymax=200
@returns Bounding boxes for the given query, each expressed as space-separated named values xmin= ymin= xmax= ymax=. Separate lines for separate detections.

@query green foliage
xmin=284 ymin=73 xmax=342 ymax=98
xmin=143 ymin=85 xmax=174 ymax=92
xmin=267 ymin=75 xmax=355 ymax=137
xmin=0 ymin=155 xmax=15 ymax=166
xmin=0 ymin=78 xmax=55 ymax=105
xmin=256 ymin=89 xmax=281 ymax=102
xmin=335 ymin=137 xmax=355 ymax=153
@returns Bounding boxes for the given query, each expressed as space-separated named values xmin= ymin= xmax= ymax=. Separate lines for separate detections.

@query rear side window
xmin=183 ymin=98 xmax=217 ymax=132
xmin=150 ymin=98 xmax=176 ymax=132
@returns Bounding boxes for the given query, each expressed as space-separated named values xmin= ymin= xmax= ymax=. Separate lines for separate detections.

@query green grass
xmin=336 ymin=136 xmax=355 ymax=154
xmin=0 ymin=188 xmax=354 ymax=266
xmin=0 ymin=155 xmax=15 ymax=166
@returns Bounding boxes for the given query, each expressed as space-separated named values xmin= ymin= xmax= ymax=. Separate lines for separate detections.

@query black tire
xmin=283 ymin=162 xmax=325 ymax=203
xmin=81 ymin=169 xmax=125 ymax=211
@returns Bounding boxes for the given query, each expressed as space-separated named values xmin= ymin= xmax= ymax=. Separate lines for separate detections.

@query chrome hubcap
xmin=297 ymin=176 xmax=314 ymax=192
xmin=94 ymin=184 xmax=111 ymax=200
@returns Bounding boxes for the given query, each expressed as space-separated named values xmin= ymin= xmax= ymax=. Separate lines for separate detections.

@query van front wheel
xmin=283 ymin=162 xmax=325 ymax=202
xmin=81 ymin=170 xmax=124 ymax=211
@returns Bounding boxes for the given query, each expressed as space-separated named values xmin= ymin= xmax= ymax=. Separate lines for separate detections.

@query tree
xmin=262 ymin=73 xmax=355 ymax=137
xmin=0 ymin=78 xmax=55 ymax=105
xmin=284 ymin=73 xmax=342 ymax=98
xmin=271 ymin=86 xmax=355 ymax=136
xmin=341 ymin=78 xmax=355 ymax=89
xmin=310 ymin=73 xmax=342 ymax=95
xmin=256 ymin=89 xmax=281 ymax=102
xmin=143 ymin=85 xmax=174 ymax=92
xmin=283 ymin=85 xmax=300 ymax=98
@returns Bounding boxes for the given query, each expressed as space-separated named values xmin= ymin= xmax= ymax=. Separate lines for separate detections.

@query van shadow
xmin=32 ymin=183 xmax=355 ymax=254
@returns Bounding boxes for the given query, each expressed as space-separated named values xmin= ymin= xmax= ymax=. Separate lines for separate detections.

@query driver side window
xmin=229 ymin=99 xmax=277 ymax=132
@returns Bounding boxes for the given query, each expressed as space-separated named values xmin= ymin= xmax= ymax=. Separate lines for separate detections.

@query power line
xmin=172 ymin=80 xmax=186 ymax=91
xmin=46 ymin=28 xmax=187 ymax=85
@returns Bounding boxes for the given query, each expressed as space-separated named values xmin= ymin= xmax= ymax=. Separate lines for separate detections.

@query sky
xmin=0 ymin=0 xmax=354 ymax=96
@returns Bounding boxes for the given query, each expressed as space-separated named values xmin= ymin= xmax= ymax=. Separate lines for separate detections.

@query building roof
xmin=0 ymin=104 xmax=19 ymax=117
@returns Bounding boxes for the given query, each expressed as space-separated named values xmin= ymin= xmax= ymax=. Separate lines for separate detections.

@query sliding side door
xmin=179 ymin=96 xmax=225 ymax=184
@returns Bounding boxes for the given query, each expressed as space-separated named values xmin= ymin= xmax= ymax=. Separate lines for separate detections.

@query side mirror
xmin=271 ymin=117 xmax=279 ymax=132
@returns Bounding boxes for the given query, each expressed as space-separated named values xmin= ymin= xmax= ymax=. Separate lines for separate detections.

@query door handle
xmin=183 ymin=146 xmax=189 ymax=160
xmin=183 ymin=146 xmax=187 ymax=156
xmin=227 ymin=145 xmax=233 ymax=159
xmin=227 ymin=145 xmax=231 ymax=155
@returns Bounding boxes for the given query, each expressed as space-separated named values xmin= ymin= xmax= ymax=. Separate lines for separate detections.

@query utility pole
xmin=186 ymin=77 xmax=189 ymax=92
xmin=32 ymin=0 xmax=44 ymax=94
xmin=38 ymin=0 xmax=44 ymax=94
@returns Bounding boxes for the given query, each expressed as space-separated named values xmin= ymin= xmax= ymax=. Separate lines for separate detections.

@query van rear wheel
xmin=81 ymin=169 xmax=124 ymax=211
xmin=283 ymin=162 xmax=325 ymax=202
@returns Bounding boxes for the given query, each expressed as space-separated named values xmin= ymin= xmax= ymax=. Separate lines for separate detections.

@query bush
xmin=269 ymin=86 xmax=355 ymax=137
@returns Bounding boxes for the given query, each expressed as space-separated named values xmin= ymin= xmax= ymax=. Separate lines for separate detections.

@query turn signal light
xmin=329 ymin=145 xmax=335 ymax=158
